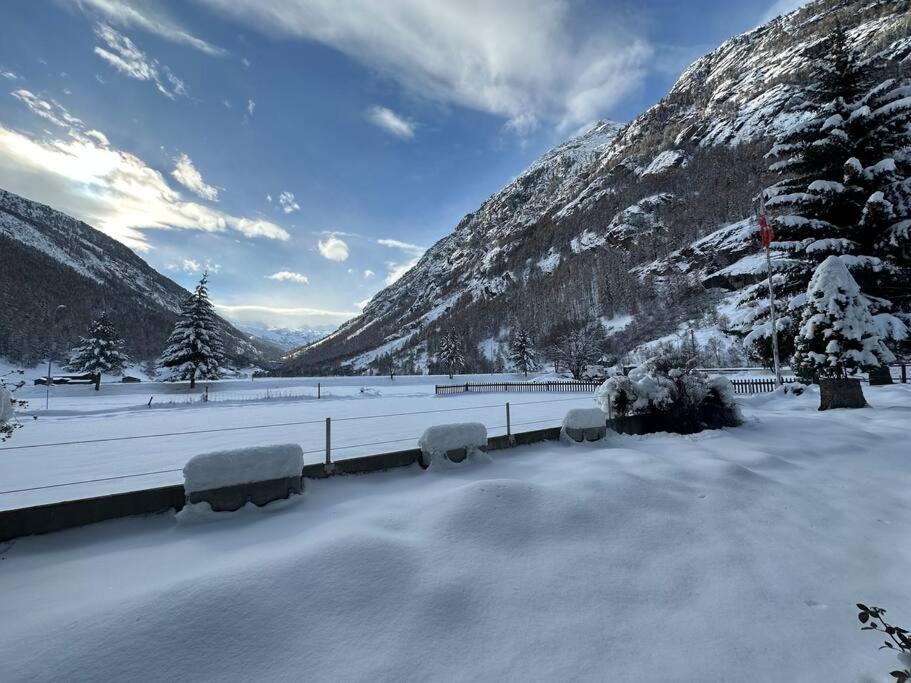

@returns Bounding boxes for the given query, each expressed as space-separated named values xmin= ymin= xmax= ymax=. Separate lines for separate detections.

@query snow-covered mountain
xmin=284 ymin=0 xmax=911 ymax=374
xmin=234 ymin=323 xmax=331 ymax=352
xmin=0 ymin=188 xmax=282 ymax=365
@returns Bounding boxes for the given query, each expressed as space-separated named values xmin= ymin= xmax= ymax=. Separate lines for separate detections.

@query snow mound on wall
xmin=418 ymin=423 xmax=487 ymax=459
xmin=183 ymin=444 xmax=304 ymax=492
xmin=562 ymin=408 xmax=606 ymax=430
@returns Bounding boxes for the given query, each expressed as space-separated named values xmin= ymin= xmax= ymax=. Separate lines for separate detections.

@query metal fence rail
xmin=435 ymin=380 xmax=601 ymax=395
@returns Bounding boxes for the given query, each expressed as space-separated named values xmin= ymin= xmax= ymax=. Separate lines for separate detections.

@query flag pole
xmin=760 ymin=210 xmax=782 ymax=386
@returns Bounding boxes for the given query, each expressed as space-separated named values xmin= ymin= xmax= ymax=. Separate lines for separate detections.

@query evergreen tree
xmin=66 ymin=311 xmax=129 ymax=376
xmin=159 ymin=272 xmax=225 ymax=388
xmin=438 ymin=333 xmax=464 ymax=379
xmin=742 ymin=25 xmax=911 ymax=362
xmin=791 ymin=256 xmax=893 ymax=381
xmin=508 ymin=328 xmax=538 ymax=377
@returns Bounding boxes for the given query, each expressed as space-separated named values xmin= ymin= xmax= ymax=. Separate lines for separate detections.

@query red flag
xmin=758 ymin=214 xmax=774 ymax=248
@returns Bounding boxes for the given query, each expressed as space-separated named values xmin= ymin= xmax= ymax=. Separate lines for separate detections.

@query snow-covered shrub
xmin=418 ymin=423 xmax=487 ymax=467
xmin=791 ymin=256 xmax=897 ymax=382
xmin=183 ymin=444 xmax=304 ymax=494
xmin=595 ymin=355 xmax=740 ymax=433
xmin=0 ymin=370 xmax=26 ymax=442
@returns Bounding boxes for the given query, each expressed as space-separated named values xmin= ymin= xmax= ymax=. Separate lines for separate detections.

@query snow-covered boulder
xmin=562 ymin=408 xmax=607 ymax=442
xmin=418 ymin=423 xmax=488 ymax=468
xmin=183 ymin=444 xmax=304 ymax=511
xmin=0 ymin=385 xmax=12 ymax=424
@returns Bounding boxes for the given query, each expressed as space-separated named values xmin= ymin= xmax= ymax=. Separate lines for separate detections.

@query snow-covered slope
xmin=234 ymin=323 xmax=331 ymax=352
xmin=285 ymin=0 xmax=910 ymax=374
xmin=0 ymin=188 xmax=281 ymax=364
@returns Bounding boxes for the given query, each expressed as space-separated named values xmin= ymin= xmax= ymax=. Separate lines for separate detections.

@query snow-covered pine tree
xmin=438 ymin=333 xmax=464 ymax=379
xmin=66 ymin=311 xmax=129 ymax=376
xmin=791 ymin=256 xmax=893 ymax=382
xmin=743 ymin=22 xmax=910 ymax=363
xmin=508 ymin=328 xmax=537 ymax=377
xmin=159 ymin=272 xmax=225 ymax=388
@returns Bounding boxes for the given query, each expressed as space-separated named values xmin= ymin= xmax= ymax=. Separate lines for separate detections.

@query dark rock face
xmin=818 ymin=378 xmax=867 ymax=410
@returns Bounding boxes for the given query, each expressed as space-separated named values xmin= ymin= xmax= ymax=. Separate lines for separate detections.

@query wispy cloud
xmin=171 ymin=153 xmax=220 ymax=201
xmin=197 ymin=0 xmax=651 ymax=131
xmin=761 ymin=0 xmax=810 ymax=22
xmin=363 ymin=269 xmax=375 ymax=279
xmin=214 ymin=302 xmax=357 ymax=327
xmin=166 ymin=258 xmax=221 ymax=274
xmin=377 ymin=237 xmax=424 ymax=284
xmin=366 ymin=106 xmax=414 ymax=139
xmin=73 ymin=0 xmax=226 ymax=56
xmin=318 ymin=234 xmax=349 ymax=262
xmin=93 ymin=23 xmax=187 ymax=99
xmin=2 ymin=91 xmax=289 ymax=250
xmin=266 ymin=270 xmax=310 ymax=284
xmin=278 ymin=191 xmax=300 ymax=213
xmin=1 ymin=69 xmax=18 ymax=80
xmin=247 ymin=99 xmax=256 ymax=116
xmin=10 ymin=90 xmax=83 ymax=129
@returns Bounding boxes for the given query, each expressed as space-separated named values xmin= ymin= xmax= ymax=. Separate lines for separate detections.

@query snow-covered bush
xmin=0 ymin=371 xmax=26 ymax=442
xmin=418 ymin=423 xmax=487 ymax=467
xmin=595 ymin=354 xmax=740 ymax=433
xmin=791 ymin=256 xmax=896 ymax=382
xmin=183 ymin=444 xmax=304 ymax=494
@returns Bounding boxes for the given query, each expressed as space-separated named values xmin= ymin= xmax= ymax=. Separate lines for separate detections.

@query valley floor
xmin=1 ymin=384 xmax=909 ymax=681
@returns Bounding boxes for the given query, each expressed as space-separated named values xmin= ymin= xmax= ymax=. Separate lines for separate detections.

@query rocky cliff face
xmin=0 ymin=188 xmax=281 ymax=365
xmin=285 ymin=0 xmax=911 ymax=374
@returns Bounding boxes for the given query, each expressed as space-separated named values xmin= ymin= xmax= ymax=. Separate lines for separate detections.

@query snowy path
xmin=1 ymin=375 xmax=597 ymax=509
xmin=1 ymin=385 xmax=909 ymax=681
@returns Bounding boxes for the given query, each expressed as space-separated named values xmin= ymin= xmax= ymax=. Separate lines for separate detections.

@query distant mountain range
xmin=0 ymin=188 xmax=283 ymax=366
xmin=283 ymin=0 xmax=911 ymax=375
xmin=234 ymin=323 xmax=331 ymax=352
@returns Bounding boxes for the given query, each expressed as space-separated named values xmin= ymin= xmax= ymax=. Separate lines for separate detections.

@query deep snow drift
xmin=1 ymin=385 xmax=909 ymax=681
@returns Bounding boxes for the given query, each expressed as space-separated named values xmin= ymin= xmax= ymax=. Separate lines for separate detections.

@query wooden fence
xmin=729 ymin=377 xmax=797 ymax=395
xmin=435 ymin=380 xmax=601 ymax=395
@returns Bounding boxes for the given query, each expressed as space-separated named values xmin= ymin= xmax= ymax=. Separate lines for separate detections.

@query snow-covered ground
xmin=1 ymin=384 xmax=909 ymax=680
xmin=0 ymin=373 xmax=598 ymax=509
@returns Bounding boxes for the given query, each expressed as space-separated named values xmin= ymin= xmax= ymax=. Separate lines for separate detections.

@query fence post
xmin=506 ymin=402 xmax=512 ymax=442
xmin=903 ymin=364 xmax=907 ymax=384
xmin=318 ymin=382 xmax=321 ymax=399
xmin=325 ymin=417 xmax=331 ymax=466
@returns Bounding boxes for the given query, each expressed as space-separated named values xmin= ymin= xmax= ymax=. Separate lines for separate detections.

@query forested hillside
xmin=283 ymin=0 xmax=910 ymax=376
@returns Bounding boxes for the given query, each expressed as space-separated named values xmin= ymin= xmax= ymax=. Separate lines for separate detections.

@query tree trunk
xmin=818 ymin=378 xmax=866 ymax=410
xmin=190 ymin=373 xmax=196 ymax=390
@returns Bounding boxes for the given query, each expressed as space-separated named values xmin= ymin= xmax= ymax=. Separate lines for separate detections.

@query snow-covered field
xmin=1 ymin=384 xmax=909 ymax=681
xmin=1 ymin=373 xmax=603 ymax=510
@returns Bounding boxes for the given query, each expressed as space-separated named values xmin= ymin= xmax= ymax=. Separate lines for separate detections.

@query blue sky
xmin=0 ymin=0 xmax=805 ymax=329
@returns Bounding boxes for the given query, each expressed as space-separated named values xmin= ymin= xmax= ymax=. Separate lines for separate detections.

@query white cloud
xmin=10 ymin=90 xmax=83 ymax=129
xmin=247 ymin=99 xmax=256 ymax=116
xmin=355 ymin=297 xmax=371 ymax=309
xmin=1 ymin=69 xmax=18 ymax=80
xmin=1 ymin=92 xmax=289 ymax=250
xmin=363 ymin=269 xmax=375 ymax=279
xmin=366 ymin=106 xmax=414 ymax=139
xmin=181 ymin=258 xmax=201 ymax=273
xmin=242 ymin=57 xmax=251 ymax=67
xmin=266 ymin=270 xmax=310 ymax=284
xmin=318 ymin=235 xmax=349 ymax=262
xmin=377 ymin=237 xmax=424 ymax=284
xmin=761 ymin=0 xmax=810 ymax=22
xmin=197 ymin=0 xmax=651 ymax=131
xmin=93 ymin=23 xmax=187 ymax=99
xmin=167 ymin=258 xmax=220 ymax=274
xmin=171 ymin=153 xmax=220 ymax=201
xmin=73 ymin=0 xmax=226 ymax=56
xmin=214 ymin=302 xmax=357 ymax=327
xmin=278 ymin=191 xmax=300 ymax=213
